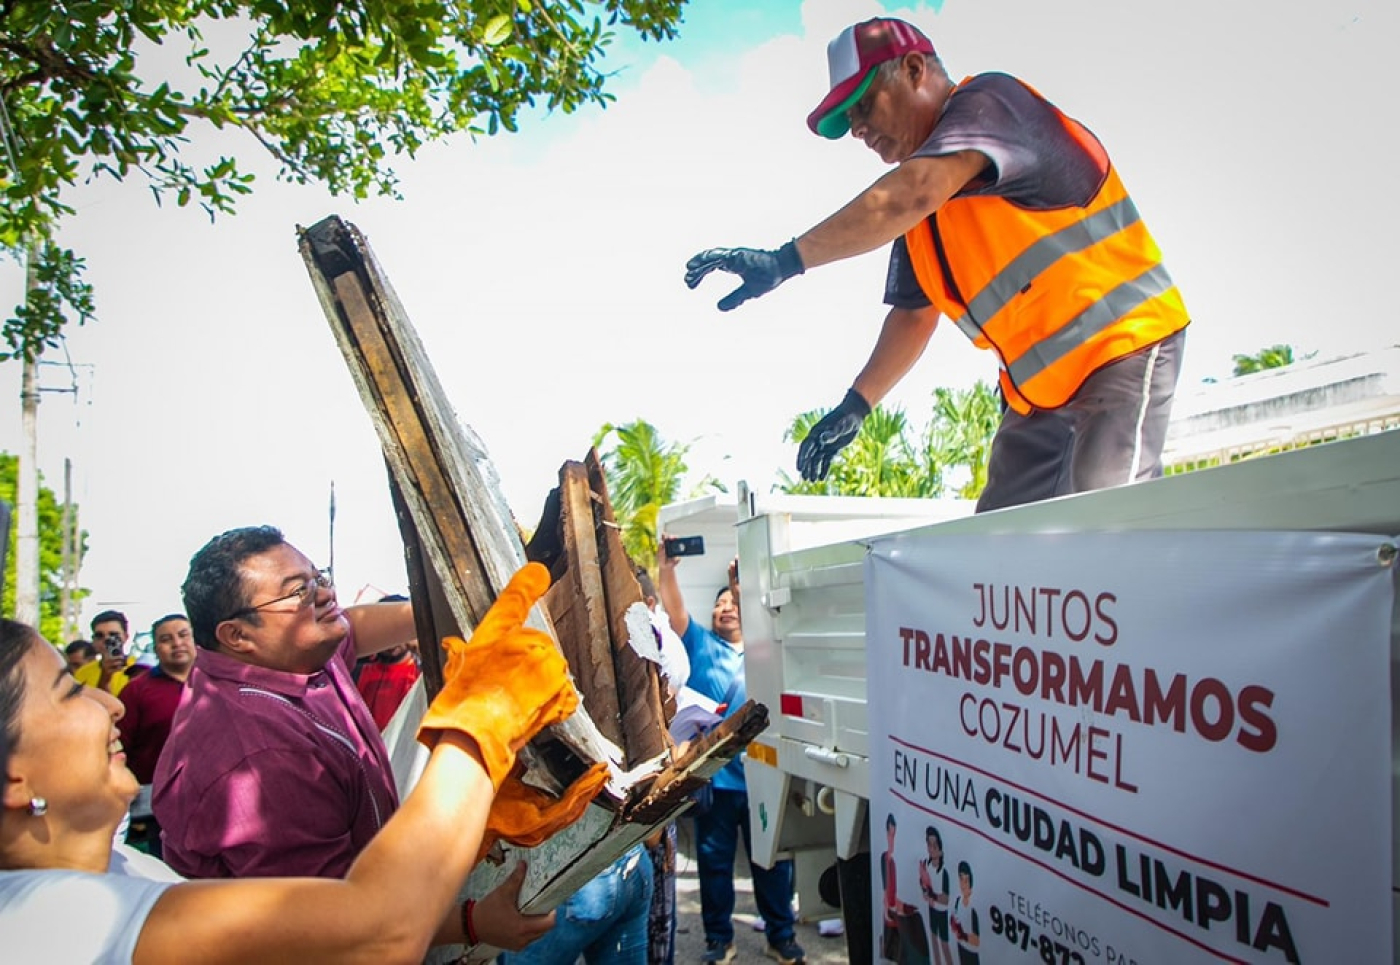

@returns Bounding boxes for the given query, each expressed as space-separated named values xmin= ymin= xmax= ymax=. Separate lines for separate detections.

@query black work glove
xmin=796 ymin=389 xmax=871 ymax=482
xmin=684 ymin=241 xmax=805 ymax=311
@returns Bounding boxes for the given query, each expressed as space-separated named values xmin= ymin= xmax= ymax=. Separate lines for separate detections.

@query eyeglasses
xmin=224 ymin=569 xmax=333 ymax=622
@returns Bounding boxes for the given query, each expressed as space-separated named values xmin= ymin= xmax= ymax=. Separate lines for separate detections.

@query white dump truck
xmin=659 ymin=430 xmax=1400 ymax=964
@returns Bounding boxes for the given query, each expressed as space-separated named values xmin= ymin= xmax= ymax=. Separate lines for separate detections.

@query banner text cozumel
xmin=866 ymin=530 xmax=1395 ymax=964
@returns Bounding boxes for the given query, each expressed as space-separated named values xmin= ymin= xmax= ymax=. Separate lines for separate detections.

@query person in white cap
xmin=685 ymin=17 xmax=1190 ymax=513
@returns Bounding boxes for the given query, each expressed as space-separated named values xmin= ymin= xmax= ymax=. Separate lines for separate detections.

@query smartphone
xmin=663 ymin=535 xmax=706 ymax=558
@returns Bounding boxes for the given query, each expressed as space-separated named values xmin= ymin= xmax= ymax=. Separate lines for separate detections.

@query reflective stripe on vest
xmin=1005 ymin=261 xmax=1175 ymax=387
xmin=952 ymin=195 xmax=1141 ymax=340
xmin=903 ymin=81 xmax=1188 ymax=414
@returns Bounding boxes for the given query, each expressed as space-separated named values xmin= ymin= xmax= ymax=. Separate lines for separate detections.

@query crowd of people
xmin=0 ymin=520 xmax=800 ymax=965
xmin=0 ymin=542 xmax=584 ymax=963
xmin=1 ymin=9 xmax=1193 ymax=961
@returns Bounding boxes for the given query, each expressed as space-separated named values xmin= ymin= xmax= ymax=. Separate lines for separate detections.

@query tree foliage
xmin=0 ymin=452 xmax=88 ymax=644
xmin=925 ymin=382 xmax=1000 ymax=499
xmin=2 ymin=242 xmax=96 ymax=360
xmin=779 ymin=382 xmax=1001 ymax=500
xmin=0 ymin=0 xmax=687 ymax=357
xmin=591 ymin=418 xmax=721 ymax=574
xmin=1231 ymin=343 xmax=1308 ymax=376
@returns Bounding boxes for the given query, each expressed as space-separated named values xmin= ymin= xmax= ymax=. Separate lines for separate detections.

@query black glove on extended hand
xmin=796 ymin=389 xmax=871 ymax=482
xmin=684 ymin=241 xmax=805 ymax=311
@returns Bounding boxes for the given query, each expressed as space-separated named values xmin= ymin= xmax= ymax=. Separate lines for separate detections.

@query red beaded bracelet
xmin=461 ymin=898 xmax=479 ymax=945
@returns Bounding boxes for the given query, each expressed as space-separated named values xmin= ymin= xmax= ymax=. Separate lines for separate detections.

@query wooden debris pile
xmin=297 ymin=215 xmax=768 ymax=949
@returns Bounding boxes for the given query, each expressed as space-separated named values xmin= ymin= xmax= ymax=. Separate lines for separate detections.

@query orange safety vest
xmin=904 ymin=81 xmax=1189 ymax=414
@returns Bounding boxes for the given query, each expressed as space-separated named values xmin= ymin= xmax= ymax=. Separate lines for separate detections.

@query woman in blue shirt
xmin=656 ymin=543 xmax=803 ymax=965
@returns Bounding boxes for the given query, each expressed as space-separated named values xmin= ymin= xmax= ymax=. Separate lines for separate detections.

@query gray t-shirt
xmin=0 ymin=845 xmax=180 ymax=963
xmin=884 ymin=71 xmax=1108 ymax=309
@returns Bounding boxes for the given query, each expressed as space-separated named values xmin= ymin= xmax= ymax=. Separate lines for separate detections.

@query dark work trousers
xmin=695 ymin=788 xmax=796 ymax=947
xmin=977 ymin=328 xmax=1186 ymax=513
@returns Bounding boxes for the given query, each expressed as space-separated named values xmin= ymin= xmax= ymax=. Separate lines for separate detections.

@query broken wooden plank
xmin=624 ymin=700 xmax=770 ymax=826
xmin=298 ymin=214 xmax=772 ymax=964
xmin=548 ymin=461 xmax=625 ymax=750
xmin=299 ymin=216 xmax=620 ymax=777
xmin=584 ymin=450 xmax=672 ymax=768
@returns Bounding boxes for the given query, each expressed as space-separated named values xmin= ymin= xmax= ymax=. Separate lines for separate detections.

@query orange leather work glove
xmin=478 ymin=762 xmax=610 ymax=861
xmin=417 ymin=562 xmax=578 ymax=789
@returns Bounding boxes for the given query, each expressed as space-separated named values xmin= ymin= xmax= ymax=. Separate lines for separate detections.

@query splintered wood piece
xmin=299 ymin=216 xmax=774 ymax=964
xmin=388 ymin=466 xmax=452 ymax=696
xmin=298 ymin=215 xmax=617 ymax=773
xmin=525 ymin=453 xmax=670 ymax=770
xmin=326 ymin=268 xmax=499 ymax=627
xmin=623 ymin=700 xmax=770 ymax=826
xmin=543 ymin=461 xmax=624 ymax=750
xmin=584 ymin=450 xmax=671 ymax=765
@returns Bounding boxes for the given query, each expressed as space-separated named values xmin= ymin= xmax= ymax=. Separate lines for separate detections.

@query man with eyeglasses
xmin=685 ymin=17 xmax=1189 ymax=513
xmin=76 ymin=609 xmax=136 ymax=696
xmin=153 ymin=526 xmax=416 ymax=884
xmin=151 ymin=525 xmax=551 ymax=949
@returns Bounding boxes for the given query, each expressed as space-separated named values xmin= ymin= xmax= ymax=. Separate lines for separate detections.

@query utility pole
xmin=45 ymin=360 xmax=90 ymax=635
xmin=59 ymin=457 xmax=75 ymax=640
xmin=1 ymin=96 xmax=38 ymax=623
xmin=14 ymin=250 xmax=40 ymax=625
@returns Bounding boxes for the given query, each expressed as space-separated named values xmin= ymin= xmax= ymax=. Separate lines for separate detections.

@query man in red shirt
xmin=355 ymin=593 xmax=421 ymax=730
xmin=118 ymin=614 xmax=196 ymax=855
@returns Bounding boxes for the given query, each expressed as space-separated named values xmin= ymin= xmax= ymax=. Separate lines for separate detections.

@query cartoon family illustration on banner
xmin=881 ymin=812 xmax=1000 ymax=965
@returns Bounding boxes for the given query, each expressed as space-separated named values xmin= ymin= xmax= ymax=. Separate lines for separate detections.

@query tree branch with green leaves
xmin=0 ymin=0 xmax=687 ymax=358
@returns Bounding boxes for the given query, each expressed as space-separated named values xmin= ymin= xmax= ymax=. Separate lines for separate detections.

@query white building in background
xmin=1162 ymin=344 xmax=1400 ymax=471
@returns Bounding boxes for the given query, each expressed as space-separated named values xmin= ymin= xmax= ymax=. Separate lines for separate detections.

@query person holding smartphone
xmin=78 ymin=611 xmax=135 ymax=696
xmin=655 ymin=539 xmax=803 ymax=965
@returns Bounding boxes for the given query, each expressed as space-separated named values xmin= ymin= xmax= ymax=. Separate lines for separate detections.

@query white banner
xmin=866 ymin=530 xmax=1395 ymax=965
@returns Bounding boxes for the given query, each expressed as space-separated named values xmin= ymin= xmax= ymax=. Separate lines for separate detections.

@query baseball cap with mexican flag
xmin=807 ymin=18 xmax=935 ymax=140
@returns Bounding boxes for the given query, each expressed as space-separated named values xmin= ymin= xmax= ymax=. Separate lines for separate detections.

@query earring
xmin=28 ymin=797 xmax=47 ymax=817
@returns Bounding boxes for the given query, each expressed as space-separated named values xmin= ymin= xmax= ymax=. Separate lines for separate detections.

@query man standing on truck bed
xmin=656 ymin=541 xmax=804 ymax=965
xmin=685 ymin=16 xmax=1189 ymax=512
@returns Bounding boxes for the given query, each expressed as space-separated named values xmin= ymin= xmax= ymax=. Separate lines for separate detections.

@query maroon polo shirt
xmin=117 ymin=666 xmax=187 ymax=785
xmin=152 ymin=629 xmax=400 ymax=879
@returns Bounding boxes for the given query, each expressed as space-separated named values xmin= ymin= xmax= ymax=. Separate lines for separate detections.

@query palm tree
xmin=591 ymin=420 xmax=722 ymax=574
xmin=1232 ymin=344 xmax=1301 ymax=376
xmin=781 ymin=405 xmax=934 ymax=498
xmin=779 ymin=382 xmax=1001 ymax=501
xmin=925 ymin=382 xmax=1001 ymax=499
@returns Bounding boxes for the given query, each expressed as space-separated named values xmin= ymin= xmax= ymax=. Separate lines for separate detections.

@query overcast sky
xmin=0 ymin=0 xmax=1392 ymax=634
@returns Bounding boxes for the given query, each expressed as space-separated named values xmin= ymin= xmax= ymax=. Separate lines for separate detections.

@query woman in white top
xmin=0 ymin=563 xmax=586 ymax=964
